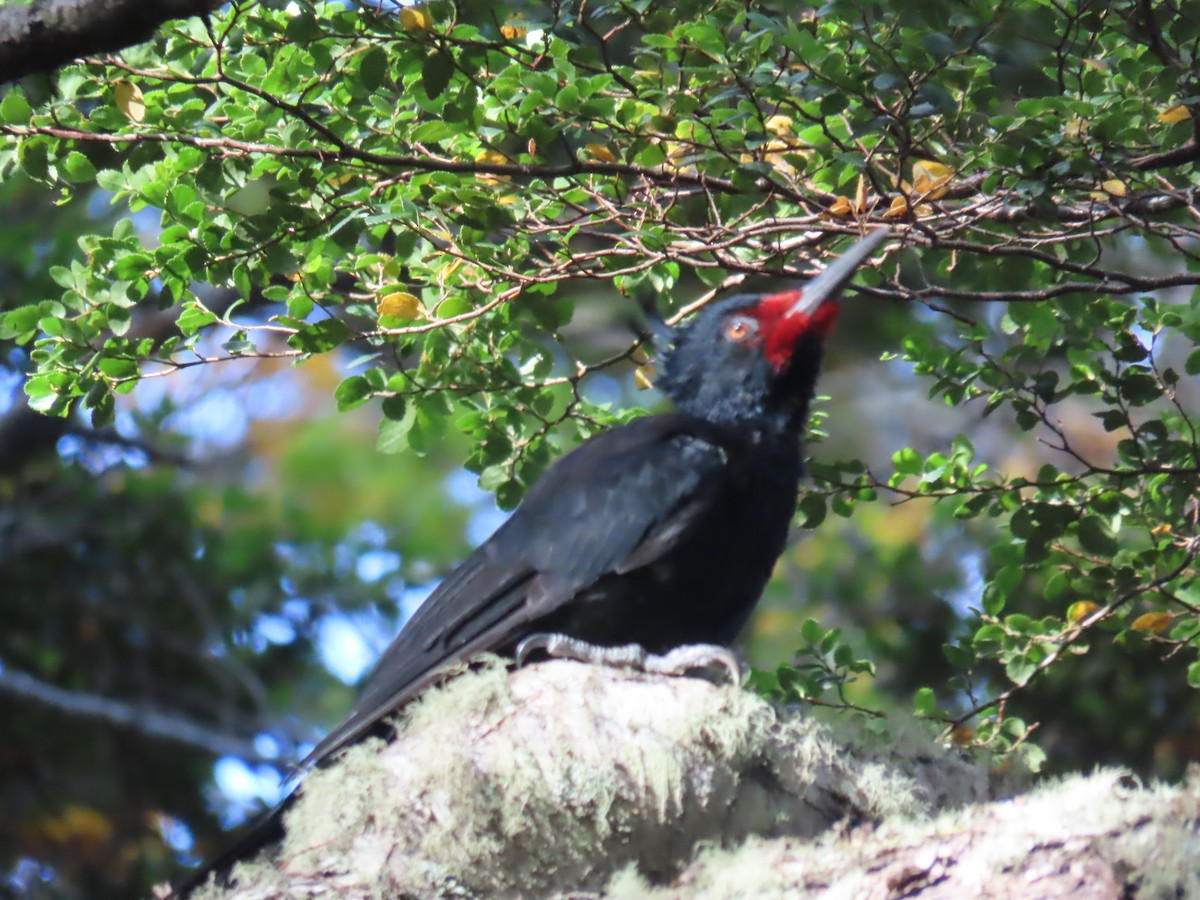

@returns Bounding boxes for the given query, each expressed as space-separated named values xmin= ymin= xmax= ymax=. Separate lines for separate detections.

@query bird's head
xmin=658 ymin=229 xmax=888 ymax=433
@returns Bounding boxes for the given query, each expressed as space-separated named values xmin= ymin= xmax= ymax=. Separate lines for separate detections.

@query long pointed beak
xmin=789 ymin=228 xmax=889 ymax=318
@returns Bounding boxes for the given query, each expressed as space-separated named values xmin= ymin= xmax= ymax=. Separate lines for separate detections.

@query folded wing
xmin=301 ymin=413 xmax=743 ymax=768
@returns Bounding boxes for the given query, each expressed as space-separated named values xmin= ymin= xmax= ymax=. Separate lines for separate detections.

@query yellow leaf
xmin=1067 ymin=600 xmax=1099 ymax=624
xmin=634 ymin=365 xmax=655 ymax=390
xmin=913 ymin=203 xmax=934 ymax=218
xmin=1064 ymin=116 xmax=1087 ymax=138
xmin=662 ymin=141 xmax=690 ymax=173
xmin=950 ymin=726 xmax=975 ymax=746
xmin=881 ymin=195 xmax=909 ymax=218
xmin=1100 ymin=179 xmax=1127 ymax=197
xmin=764 ymin=114 xmax=794 ymax=136
xmin=439 ymin=257 xmax=463 ymax=281
xmin=500 ymin=23 xmax=527 ymax=40
xmin=827 ymin=196 xmax=853 ymax=217
xmin=1131 ymin=611 xmax=1172 ymax=635
xmin=377 ymin=291 xmax=423 ymax=319
xmin=1150 ymin=523 xmax=1172 ymax=536
xmin=768 ymin=139 xmax=809 ymax=155
xmin=912 ymin=176 xmax=950 ymax=200
xmin=399 ymin=6 xmax=431 ymax=31
xmin=1158 ymin=104 xmax=1192 ymax=124
xmin=854 ymin=174 xmax=868 ymax=213
xmin=41 ymin=805 xmax=113 ymax=847
xmin=913 ymin=159 xmax=952 ymax=181
xmin=584 ymin=144 xmax=618 ymax=163
xmin=475 ymin=148 xmax=511 ymax=184
xmin=114 ymin=81 xmax=145 ymax=123
xmin=912 ymin=159 xmax=953 ymax=200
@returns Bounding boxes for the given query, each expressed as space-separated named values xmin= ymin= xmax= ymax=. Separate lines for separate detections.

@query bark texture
xmin=0 ymin=0 xmax=222 ymax=84
xmin=190 ymin=659 xmax=1199 ymax=899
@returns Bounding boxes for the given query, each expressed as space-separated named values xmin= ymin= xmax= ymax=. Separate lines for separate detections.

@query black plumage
xmin=173 ymin=228 xmax=887 ymax=896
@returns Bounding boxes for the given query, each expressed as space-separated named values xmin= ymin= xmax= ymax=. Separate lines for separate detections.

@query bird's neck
xmin=672 ymin=392 xmax=813 ymax=445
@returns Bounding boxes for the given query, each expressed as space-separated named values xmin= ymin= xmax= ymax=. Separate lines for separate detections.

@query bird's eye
xmin=724 ymin=317 xmax=755 ymax=343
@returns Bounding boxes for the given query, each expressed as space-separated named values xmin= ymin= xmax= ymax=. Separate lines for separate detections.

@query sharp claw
xmin=514 ymin=633 xmax=552 ymax=668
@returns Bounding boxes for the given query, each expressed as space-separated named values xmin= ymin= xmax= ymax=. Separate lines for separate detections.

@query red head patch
xmin=749 ymin=290 xmax=841 ymax=372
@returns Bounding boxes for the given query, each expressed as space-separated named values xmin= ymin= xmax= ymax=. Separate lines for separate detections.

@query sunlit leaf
xmin=584 ymin=144 xmax=618 ymax=163
xmin=377 ymin=291 xmax=423 ymax=320
xmin=827 ymin=195 xmax=853 ymax=217
xmin=1130 ymin=612 xmax=1171 ymax=635
xmin=881 ymin=195 xmax=909 ymax=218
xmin=1067 ymin=601 xmax=1100 ymax=624
xmin=911 ymin=159 xmax=953 ymax=199
xmin=1157 ymin=105 xmax=1191 ymax=124
xmin=113 ymin=80 xmax=144 ymax=122
xmin=399 ymin=6 xmax=431 ymax=31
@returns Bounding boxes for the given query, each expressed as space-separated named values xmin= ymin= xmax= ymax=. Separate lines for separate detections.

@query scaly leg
xmin=514 ymin=633 xmax=742 ymax=685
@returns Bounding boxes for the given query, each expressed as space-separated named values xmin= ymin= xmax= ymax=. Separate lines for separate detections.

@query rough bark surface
xmin=191 ymin=660 xmax=1199 ymax=899
xmin=0 ymin=0 xmax=221 ymax=85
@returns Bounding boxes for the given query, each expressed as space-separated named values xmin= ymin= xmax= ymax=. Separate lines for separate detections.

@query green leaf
xmin=892 ymin=446 xmax=922 ymax=475
xmin=97 ymin=357 xmax=138 ymax=379
xmin=381 ymin=394 xmax=407 ymax=421
xmin=797 ymin=493 xmax=826 ymax=528
xmin=1185 ymin=347 xmax=1200 ymax=376
xmin=1077 ymin=516 xmax=1119 ymax=557
xmin=359 ymin=46 xmax=387 ymax=91
xmin=25 ymin=375 xmax=67 ymax=415
xmin=0 ymin=304 xmax=43 ymax=341
xmin=942 ymin=643 xmax=972 ymax=668
xmin=913 ymin=686 xmax=937 ymax=716
xmin=377 ymin=399 xmax=415 ymax=453
xmin=923 ymin=32 xmax=956 ymax=59
xmin=178 ymin=305 xmax=217 ymax=336
xmin=62 ymin=151 xmax=97 ymax=183
xmin=982 ymin=583 xmax=1006 ymax=616
xmin=421 ymin=50 xmax=455 ymax=100
xmin=1005 ymin=654 xmax=1037 ymax=685
xmin=0 ymin=89 xmax=32 ymax=125
xmin=90 ymin=391 xmax=115 ymax=428
xmin=800 ymin=618 xmax=823 ymax=644
xmin=287 ymin=318 xmax=351 ymax=354
xmin=335 ymin=375 xmax=372 ymax=412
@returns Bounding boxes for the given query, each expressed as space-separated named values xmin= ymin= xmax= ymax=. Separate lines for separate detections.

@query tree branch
xmin=0 ymin=662 xmax=277 ymax=763
xmin=183 ymin=661 xmax=1199 ymax=899
xmin=0 ymin=0 xmax=222 ymax=85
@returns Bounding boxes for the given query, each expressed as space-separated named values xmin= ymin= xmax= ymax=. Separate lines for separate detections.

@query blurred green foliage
xmin=1 ymin=0 xmax=1199 ymax=895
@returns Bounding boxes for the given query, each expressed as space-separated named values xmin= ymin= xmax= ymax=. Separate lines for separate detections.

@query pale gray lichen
xmin=613 ymin=768 xmax=1200 ymax=899
xmin=200 ymin=660 xmax=1195 ymax=899
xmin=205 ymin=659 xmax=988 ymax=898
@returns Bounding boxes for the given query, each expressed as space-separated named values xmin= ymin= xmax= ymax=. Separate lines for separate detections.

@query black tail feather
xmin=169 ymin=795 xmax=293 ymax=898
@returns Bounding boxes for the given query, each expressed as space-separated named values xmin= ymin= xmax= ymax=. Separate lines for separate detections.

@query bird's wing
xmin=300 ymin=413 xmax=743 ymax=768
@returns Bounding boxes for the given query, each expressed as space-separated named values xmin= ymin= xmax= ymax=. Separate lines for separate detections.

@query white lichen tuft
xmin=613 ymin=768 xmax=1200 ymax=899
xmin=200 ymin=660 xmax=1196 ymax=899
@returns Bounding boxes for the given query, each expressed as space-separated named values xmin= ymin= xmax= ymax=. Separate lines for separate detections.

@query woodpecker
xmin=173 ymin=227 xmax=888 ymax=895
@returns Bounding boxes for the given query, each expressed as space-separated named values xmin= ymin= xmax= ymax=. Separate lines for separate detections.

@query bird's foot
xmin=515 ymin=633 xmax=742 ymax=685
